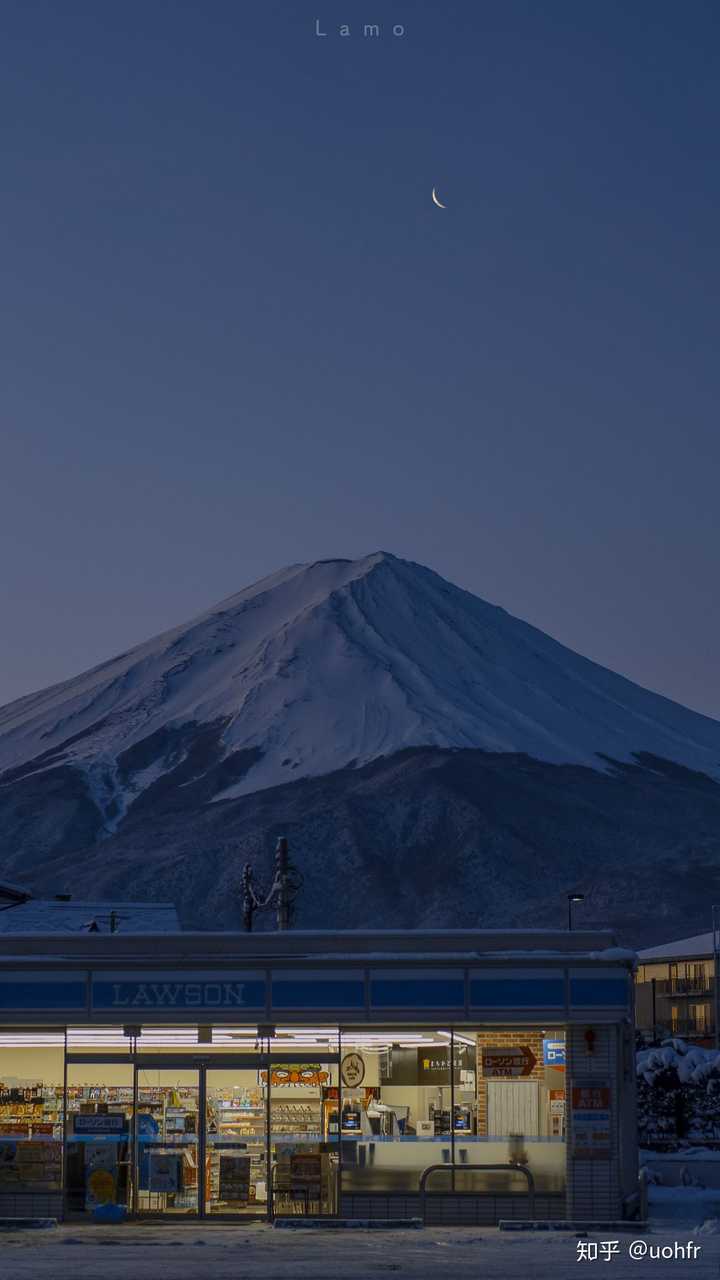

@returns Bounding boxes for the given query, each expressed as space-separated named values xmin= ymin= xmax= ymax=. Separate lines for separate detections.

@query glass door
xmin=135 ymin=1065 xmax=200 ymax=1215
xmin=205 ymin=1062 xmax=268 ymax=1215
xmin=64 ymin=1060 xmax=134 ymax=1220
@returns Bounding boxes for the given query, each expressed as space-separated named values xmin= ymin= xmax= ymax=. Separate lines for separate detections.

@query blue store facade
xmin=0 ymin=928 xmax=638 ymax=1224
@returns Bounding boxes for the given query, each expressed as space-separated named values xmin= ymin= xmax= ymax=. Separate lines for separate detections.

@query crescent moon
xmin=431 ymin=187 xmax=447 ymax=209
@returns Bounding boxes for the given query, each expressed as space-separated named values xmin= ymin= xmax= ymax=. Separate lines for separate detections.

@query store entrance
xmin=136 ymin=1054 xmax=269 ymax=1219
xmin=65 ymin=1050 xmax=340 ymax=1221
xmin=205 ymin=1062 xmax=269 ymax=1216
xmin=136 ymin=1063 xmax=201 ymax=1215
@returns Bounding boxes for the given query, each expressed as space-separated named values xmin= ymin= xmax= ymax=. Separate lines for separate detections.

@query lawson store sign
xmin=94 ymin=972 xmax=267 ymax=1012
xmin=0 ymin=965 xmax=630 ymax=1018
xmin=92 ymin=969 xmax=464 ymax=1013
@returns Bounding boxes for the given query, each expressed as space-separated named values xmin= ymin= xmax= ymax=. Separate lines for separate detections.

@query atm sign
xmin=543 ymin=1038 xmax=566 ymax=1068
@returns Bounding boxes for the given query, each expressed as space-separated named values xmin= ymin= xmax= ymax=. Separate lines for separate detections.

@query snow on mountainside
xmin=1 ymin=552 xmax=720 ymax=823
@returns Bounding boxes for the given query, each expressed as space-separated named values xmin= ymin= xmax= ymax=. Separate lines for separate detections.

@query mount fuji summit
xmin=2 ymin=552 xmax=720 ymax=942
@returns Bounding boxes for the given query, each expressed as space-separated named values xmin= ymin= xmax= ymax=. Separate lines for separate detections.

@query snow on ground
xmin=2 ymin=552 xmax=720 ymax=806
xmin=2 ymin=1214 xmax=719 ymax=1280
xmin=641 ymin=1147 xmax=720 ymax=1161
xmin=650 ymin=1184 xmax=720 ymax=1221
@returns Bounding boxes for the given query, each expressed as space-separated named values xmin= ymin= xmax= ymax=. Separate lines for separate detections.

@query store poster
xmin=147 ymin=1151 xmax=182 ymax=1193
xmin=571 ymin=1081 xmax=611 ymax=1160
xmin=85 ymin=1141 xmax=119 ymax=1208
xmin=290 ymin=1153 xmax=323 ymax=1186
xmin=219 ymin=1154 xmax=251 ymax=1201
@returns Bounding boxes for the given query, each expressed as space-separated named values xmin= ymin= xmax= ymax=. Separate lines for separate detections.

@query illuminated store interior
xmin=0 ymin=1024 xmax=567 ymax=1218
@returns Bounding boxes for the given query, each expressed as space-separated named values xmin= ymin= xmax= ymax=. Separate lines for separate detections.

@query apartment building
xmin=636 ymin=932 xmax=716 ymax=1045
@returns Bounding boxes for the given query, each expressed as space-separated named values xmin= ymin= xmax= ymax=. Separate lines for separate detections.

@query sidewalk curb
xmin=0 ymin=1218 xmax=58 ymax=1232
xmin=499 ymin=1220 xmax=650 ymax=1232
xmin=273 ymin=1217 xmax=423 ymax=1230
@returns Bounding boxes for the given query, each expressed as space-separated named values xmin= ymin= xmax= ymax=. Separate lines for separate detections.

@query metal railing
xmin=638 ymin=1167 xmax=649 ymax=1222
xmin=419 ymin=1162 xmax=535 ymax=1221
xmin=656 ymin=976 xmax=714 ymax=997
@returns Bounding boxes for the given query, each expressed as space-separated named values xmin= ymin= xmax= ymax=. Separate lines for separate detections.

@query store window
xmin=268 ymin=1029 xmax=340 ymax=1216
xmin=65 ymin=1057 xmax=134 ymax=1218
xmin=336 ymin=1027 xmax=567 ymax=1201
xmin=0 ymin=1031 xmax=64 ymax=1214
xmin=339 ymin=1029 xmax=454 ymax=1194
xmin=460 ymin=1027 xmax=566 ymax=1198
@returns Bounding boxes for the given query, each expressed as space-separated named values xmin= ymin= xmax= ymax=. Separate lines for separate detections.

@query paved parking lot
xmin=2 ymin=1220 xmax=719 ymax=1280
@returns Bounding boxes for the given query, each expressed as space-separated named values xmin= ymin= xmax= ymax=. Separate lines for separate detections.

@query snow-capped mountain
xmin=1 ymin=551 xmax=719 ymax=819
xmin=2 ymin=552 xmax=720 ymax=943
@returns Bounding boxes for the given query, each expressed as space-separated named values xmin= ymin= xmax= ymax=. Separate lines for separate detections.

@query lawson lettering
xmin=92 ymin=975 xmax=266 ymax=1011
xmin=112 ymin=981 xmax=246 ymax=1008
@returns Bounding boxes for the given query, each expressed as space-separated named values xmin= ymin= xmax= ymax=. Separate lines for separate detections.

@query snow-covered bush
xmin=638 ymin=1040 xmax=720 ymax=1087
xmin=637 ymin=1039 xmax=720 ymax=1145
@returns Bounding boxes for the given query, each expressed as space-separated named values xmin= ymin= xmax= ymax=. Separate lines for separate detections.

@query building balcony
xmin=667 ymin=1016 xmax=714 ymax=1039
xmin=655 ymin=976 xmax=714 ymax=998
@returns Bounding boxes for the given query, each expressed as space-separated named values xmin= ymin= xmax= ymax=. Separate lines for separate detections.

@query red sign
xmin=482 ymin=1046 xmax=537 ymax=1077
xmin=571 ymin=1080 xmax=611 ymax=1160
xmin=571 ymin=1085 xmax=610 ymax=1110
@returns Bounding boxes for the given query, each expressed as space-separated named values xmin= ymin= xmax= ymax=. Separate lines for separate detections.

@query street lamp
xmin=567 ymin=893 xmax=585 ymax=931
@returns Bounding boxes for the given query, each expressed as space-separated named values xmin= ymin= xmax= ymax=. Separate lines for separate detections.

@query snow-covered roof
xmin=0 ymin=881 xmax=32 ymax=903
xmin=638 ymin=932 xmax=715 ymax=962
xmin=0 ymin=926 xmax=628 ymax=966
xmin=0 ymin=899 xmax=180 ymax=934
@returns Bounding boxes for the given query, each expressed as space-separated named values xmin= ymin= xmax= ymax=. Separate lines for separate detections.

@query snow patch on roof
xmin=0 ymin=900 xmax=181 ymax=934
xmin=638 ymin=933 xmax=715 ymax=961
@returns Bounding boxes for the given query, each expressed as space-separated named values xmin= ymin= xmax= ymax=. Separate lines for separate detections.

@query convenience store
xmin=0 ymin=927 xmax=638 ymax=1224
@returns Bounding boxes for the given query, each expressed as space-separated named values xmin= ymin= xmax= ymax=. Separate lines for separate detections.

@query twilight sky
xmin=1 ymin=0 xmax=719 ymax=716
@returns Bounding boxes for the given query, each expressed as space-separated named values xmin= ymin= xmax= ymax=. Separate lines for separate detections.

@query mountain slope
xmin=4 ymin=747 xmax=720 ymax=946
xmin=1 ymin=552 xmax=719 ymax=825
xmin=1 ymin=551 xmax=720 ymax=945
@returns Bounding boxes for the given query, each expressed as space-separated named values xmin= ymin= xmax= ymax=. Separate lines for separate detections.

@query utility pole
xmin=242 ymin=863 xmax=256 ymax=933
xmin=275 ymin=837 xmax=291 ymax=931
xmin=241 ymin=837 xmax=303 ymax=932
